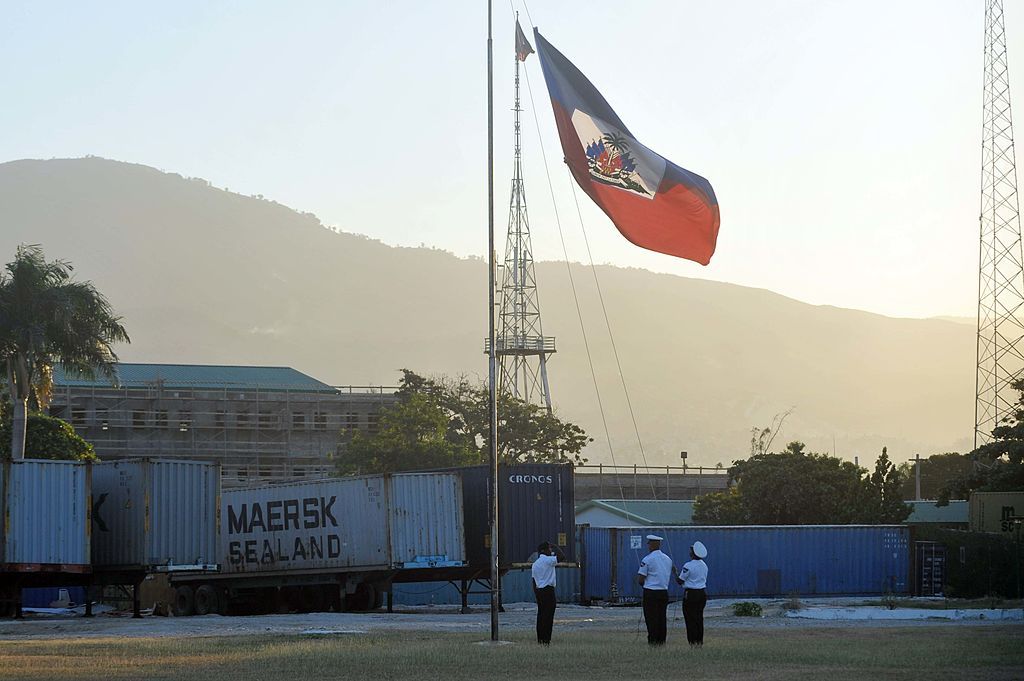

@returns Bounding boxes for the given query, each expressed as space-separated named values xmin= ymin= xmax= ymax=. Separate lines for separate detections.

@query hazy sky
xmin=1 ymin=1 xmax=1021 ymax=319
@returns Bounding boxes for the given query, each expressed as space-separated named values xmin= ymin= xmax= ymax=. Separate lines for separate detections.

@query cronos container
xmin=91 ymin=459 xmax=219 ymax=569
xmin=969 ymin=491 xmax=1024 ymax=535
xmin=0 ymin=460 xmax=90 ymax=568
xmin=580 ymin=525 xmax=910 ymax=600
xmin=220 ymin=472 xmax=464 ymax=575
xmin=456 ymin=464 xmax=576 ymax=568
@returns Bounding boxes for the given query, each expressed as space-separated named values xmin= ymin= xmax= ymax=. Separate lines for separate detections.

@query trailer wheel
xmin=173 ymin=585 xmax=195 ymax=617
xmin=193 ymin=585 xmax=219 ymax=616
xmin=346 ymin=582 xmax=375 ymax=612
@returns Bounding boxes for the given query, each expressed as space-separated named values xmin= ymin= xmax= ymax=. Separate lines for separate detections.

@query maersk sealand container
xmin=0 ymin=460 xmax=90 ymax=568
xmin=220 ymin=472 xmax=465 ymax=574
xmin=580 ymin=525 xmax=910 ymax=600
xmin=91 ymin=459 xmax=219 ymax=569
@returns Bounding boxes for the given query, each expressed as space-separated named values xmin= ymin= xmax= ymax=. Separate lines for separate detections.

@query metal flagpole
xmin=486 ymin=0 xmax=500 ymax=642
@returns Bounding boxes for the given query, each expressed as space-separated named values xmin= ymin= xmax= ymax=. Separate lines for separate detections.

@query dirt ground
xmin=2 ymin=598 xmax=1021 ymax=640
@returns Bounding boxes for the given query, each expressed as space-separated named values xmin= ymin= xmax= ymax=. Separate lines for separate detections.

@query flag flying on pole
xmin=515 ymin=19 xmax=534 ymax=61
xmin=533 ymin=29 xmax=720 ymax=265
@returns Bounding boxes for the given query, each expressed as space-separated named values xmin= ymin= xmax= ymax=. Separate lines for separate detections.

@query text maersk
xmin=226 ymin=496 xmax=340 ymax=566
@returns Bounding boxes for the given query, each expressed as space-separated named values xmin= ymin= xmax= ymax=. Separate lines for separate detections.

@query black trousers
xmin=641 ymin=588 xmax=669 ymax=645
xmin=535 ymin=585 xmax=556 ymax=643
xmin=683 ymin=588 xmax=707 ymax=645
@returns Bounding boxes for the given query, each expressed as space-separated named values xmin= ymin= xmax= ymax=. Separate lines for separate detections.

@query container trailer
xmin=169 ymin=471 xmax=465 ymax=615
xmin=0 ymin=459 xmax=91 ymax=617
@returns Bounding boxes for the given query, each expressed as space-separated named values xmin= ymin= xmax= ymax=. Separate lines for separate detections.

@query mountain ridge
xmin=0 ymin=157 xmax=975 ymax=465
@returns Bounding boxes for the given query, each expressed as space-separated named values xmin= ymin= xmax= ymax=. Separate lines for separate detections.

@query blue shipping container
xmin=580 ymin=525 xmax=909 ymax=600
xmin=20 ymin=587 xmax=86 ymax=608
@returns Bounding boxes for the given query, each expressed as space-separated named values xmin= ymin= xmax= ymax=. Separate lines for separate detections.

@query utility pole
xmin=915 ymin=453 xmax=922 ymax=501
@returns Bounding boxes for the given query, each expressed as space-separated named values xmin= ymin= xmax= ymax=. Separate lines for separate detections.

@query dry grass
xmin=0 ymin=627 xmax=1022 ymax=681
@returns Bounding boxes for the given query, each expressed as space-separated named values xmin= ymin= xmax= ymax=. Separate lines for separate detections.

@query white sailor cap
xmin=646 ymin=534 xmax=664 ymax=542
xmin=692 ymin=541 xmax=708 ymax=558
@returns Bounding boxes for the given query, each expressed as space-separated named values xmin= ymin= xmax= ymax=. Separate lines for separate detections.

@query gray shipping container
xmin=221 ymin=472 xmax=465 ymax=575
xmin=0 ymin=459 xmax=90 ymax=567
xmin=92 ymin=459 xmax=219 ymax=569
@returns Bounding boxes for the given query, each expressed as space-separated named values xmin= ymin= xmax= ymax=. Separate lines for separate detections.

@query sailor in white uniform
xmin=637 ymin=534 xmax=674 ymax=645
xmin=675 ymin=540 xmax=709 ymax=646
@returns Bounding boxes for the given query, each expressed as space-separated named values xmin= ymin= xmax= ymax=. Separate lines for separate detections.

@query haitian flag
xmin=533 ymin=29 xmax=720 ymax=265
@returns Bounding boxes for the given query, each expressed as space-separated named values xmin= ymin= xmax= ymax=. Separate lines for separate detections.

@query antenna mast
xmin=486 ymin=15 xmax=556 ymax=413
xmin=976 ymin=0 xmax=1022 ymax=448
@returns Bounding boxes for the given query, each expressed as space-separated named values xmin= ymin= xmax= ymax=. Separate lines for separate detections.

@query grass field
xmin=1 ymin=627 xmax=1022 ymax=681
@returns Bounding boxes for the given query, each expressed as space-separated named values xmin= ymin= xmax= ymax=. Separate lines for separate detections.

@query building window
xmin=292 ymin=466 xmax=305 ymax=477
xmin=344 ymin=412 xmax=359 ymax=432
xmin=71 ymin=408 xmax=86 ymax=427
xmin=132 ymin=410 xmax=146 ymax=428
xmin=314 ymin=412 xmax=328 ymax=431
xmin=258 ymin=411 xmax=276 ymax=429
xmin=214 ymin=410 xmax=225 ymax=428
xmin=155 ymin=410 xmax=168 ymax=428
xmin=367 ymin=413 xmax=380 ymax=435
xmin=292 ymin=412 xmax=305 ymax=429
xmin=178 ymin=410 xmax=191 ymax=432
xmin=237 ymin=412 xmax=250 ymax=428
xmin=96 ymin=408 xmax=109 ymax=431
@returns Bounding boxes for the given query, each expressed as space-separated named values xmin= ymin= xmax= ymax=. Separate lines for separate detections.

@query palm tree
xmin=0 ymin=245 xmax=129 ymax=460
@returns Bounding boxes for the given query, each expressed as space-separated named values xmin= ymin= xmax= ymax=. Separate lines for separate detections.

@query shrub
xmin=732 ymin=602 xmax=763 ymax=617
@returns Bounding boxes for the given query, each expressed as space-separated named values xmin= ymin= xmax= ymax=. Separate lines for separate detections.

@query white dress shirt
xmin=532 ymin=553 xmax=558 ymax=588
xmin=638 ymin=549 xmax=674 ymax=590
xmin=680 ymin=558 xmax=708 ymax=589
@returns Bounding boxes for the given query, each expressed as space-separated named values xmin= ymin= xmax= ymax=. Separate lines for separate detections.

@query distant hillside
xmin=0 ymin=158 xmax=976 ymax=465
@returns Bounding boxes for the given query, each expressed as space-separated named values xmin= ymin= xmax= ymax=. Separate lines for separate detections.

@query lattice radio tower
xmin=976 ymin=0 xmax=1022 ymax=447
xmin=485 ymin=22 xmax=556 ymax=412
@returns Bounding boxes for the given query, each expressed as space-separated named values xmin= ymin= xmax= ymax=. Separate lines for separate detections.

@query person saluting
xmin=637 ymin=534 xmax=673 ymax=645
xmin=675 ymin=541 xmax=709 ymax=646
xmin=532 ymin=541 xmax=563 ymax=644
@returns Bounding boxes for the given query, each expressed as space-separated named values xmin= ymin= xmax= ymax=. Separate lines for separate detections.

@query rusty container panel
xmin=92 ymin=459 xmax=219 ymax=569
xmin=220 ymin=475 xmax=389 ymax=574
xmin=1 ymin=459 xmax=90 ymax=567
xmin=387 ymin=473 xmax=465 ymax=568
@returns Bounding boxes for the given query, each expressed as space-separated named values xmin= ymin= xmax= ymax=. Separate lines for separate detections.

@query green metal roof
xmin=575 ymin=499 xmax=695 ymax=525
xmin=53 ymin=363 xmax=338 ymax=393
xmin=906 ymin=500 xmax=968 ymax=524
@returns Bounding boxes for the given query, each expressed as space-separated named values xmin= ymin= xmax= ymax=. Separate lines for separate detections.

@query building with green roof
xmin=49 ymin=363 xmax=397 ymax=486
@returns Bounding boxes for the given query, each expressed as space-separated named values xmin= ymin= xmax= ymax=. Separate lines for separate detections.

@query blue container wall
xmin=390 ymin=568 xmax=580 ymax=606
xmin=20 ymin=587 xmax=87 ymax=608
xmin=581 ymin=526 xmax=910 ymax=600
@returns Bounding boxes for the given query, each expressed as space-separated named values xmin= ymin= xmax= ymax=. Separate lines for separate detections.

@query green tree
xmin=867 ymin=447 xmax=911 ymax=523
xmin=334 ymin=370 xmax=590 ymax=474
xmin=897 ymin=452 xmax=974 ymax=500
xmin=937 ymin=380 xmax=1024 ymax=503
xmin=0 ymin=411 xmax=96 ymax=461
xmin=0 ymin=245 xmax=129 ymax=459
xmin=694 ymin=442 xmax=908 ymax=524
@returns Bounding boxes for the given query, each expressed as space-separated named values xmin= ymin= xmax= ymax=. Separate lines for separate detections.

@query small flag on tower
xmin=533 ymin=29 xmax=720 ymax=265
xmin=515 ymin=20 xmax=534 ymax=62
